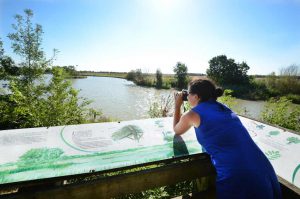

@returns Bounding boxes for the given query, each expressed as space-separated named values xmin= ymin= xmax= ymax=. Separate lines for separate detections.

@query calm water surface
xmin=71 ymin=77 xmax=265 ymax=121
xmin=71 ymin=77 xmax=174 ymax=121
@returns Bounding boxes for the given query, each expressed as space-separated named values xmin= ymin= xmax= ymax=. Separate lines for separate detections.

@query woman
xmin=173 ymin=78 xmax=281 ymax=199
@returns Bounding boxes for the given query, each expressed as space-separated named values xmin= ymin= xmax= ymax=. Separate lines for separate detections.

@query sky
xmin=0 ymin=0 xmax=300 ymax=75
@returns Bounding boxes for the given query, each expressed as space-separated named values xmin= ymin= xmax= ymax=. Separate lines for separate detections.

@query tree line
xmin=125 ymin=62 xmax=189 ymax=90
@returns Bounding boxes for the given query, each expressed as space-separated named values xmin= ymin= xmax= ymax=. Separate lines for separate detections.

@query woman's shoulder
xmin=186 ymin=109 xmax=201 ymax=128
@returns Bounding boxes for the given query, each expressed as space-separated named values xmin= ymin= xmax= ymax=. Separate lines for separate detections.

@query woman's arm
xmin=173 ymin=92 xmax=200 ymax=135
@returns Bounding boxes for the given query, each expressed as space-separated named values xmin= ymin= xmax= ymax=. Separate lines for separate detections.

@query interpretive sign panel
xmin=0 ymin=117 xmax=201 ymax=185
xmin=0 ymin=116 xmax=299 ymax=190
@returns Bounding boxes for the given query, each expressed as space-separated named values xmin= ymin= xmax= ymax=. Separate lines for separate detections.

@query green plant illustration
xmin=19 ymin=148 xmax=64 ymax=165
xmin=162 ymin=131 xmax=173 ymax=142
xmin=112 ymin=125 xmax=144 ymax=142
xmin=155 ymin=120 xmax=164 ymax=128
xmin=256 ymin=124 xmax=265 ymax=130
xmin=264 ymin=150 xmax=281 ymax=160
xmin=287 ymin=137 xmax=300 ymax=144
xmin=267 ymin=131 xmax=280 ymax=137
xmin=0 ymin=140 xmax=201 ymax=184
xmin=292 ymin=164 xmax=300 ymax=184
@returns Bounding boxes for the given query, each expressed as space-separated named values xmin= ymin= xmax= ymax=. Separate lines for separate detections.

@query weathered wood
xmin=278 ymin=176 xmax=300 ymax=196
xmin=5 ymin=156 xmax=216 ymax=199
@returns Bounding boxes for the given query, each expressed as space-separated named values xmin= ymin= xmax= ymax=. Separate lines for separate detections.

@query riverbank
xmin=71 ymin=71 xmax=300 ymax=104
xmin=76 ymin=71 xmax=127 ymax=79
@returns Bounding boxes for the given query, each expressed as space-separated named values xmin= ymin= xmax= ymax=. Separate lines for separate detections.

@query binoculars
xmin=182 ymin=89 xmax=188 ymax=101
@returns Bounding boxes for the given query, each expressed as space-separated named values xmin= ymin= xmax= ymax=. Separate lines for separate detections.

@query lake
xmin=70 ymin=76 xmax=266 ymax=121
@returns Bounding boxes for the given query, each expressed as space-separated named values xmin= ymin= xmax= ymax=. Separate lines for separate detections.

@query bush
xmin=217 ymin=89 xmax=237 ymax=110
xmin=148 ymin=94 xmax=173 ymax=118
xmin=285 ymin=94 xmax=300 ymax=104
xmin=261 ymin=97 xmax=300 ymax=131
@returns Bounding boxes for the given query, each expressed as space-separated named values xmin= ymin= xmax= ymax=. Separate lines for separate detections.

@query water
xmin=1 ymin=77 xmax=267 ymax=121
xmin=70 ymin=77 xmax=175 ymax=121
xmin=235 ymin=99 xmax=266 ymax=119
xmin=70 ymin=77 xmax=267 ymax=120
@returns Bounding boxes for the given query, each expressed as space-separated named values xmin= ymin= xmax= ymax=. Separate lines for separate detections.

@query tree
xmin=0 ymin=9 xmax=89 ymax=129
xmin=0 ymin=38 xmax=4 ymax=58
xmin=126 ymin=70 xmax=136 ymax=81
xmin=0 ymin=38 xmax=19 ymax=79
xmin=8 ymin=9 xmax=47 ymax=82
xmin=173 ymin=62 xmax=188 ymax=90
xmin=156 ymin=69 xmax=163 ymax=88
xmin=206 ymin=55 xmax=250 ymax=85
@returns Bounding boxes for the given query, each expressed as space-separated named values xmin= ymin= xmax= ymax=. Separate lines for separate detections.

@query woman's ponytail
xmin=214 ymin=87 xmax=224 ymax=98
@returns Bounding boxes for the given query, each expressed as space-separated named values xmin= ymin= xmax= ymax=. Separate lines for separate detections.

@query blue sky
xmin=0 ymin=0 xmax=299 ymax=75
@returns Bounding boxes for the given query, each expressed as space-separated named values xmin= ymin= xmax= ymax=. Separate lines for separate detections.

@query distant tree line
xmin=126 ymin=62 xmax=189 ymax=90
xmin=206 ymin=55 xmax=300 ymax=103
xmin=45 ymin=65 xmax=77 ymax=76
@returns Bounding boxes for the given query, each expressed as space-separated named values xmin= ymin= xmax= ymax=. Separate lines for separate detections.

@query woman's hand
xmin=174 ymin=92 xmax=183 ymax=108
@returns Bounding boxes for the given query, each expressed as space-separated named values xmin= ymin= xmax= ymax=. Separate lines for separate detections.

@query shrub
xmin=261 ymin=97 xmax=300 ymax=131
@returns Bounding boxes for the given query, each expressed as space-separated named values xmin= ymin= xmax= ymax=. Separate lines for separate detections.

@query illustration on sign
xmin=112 ymin=125 xmax=143 ymax=142
xmin=268 ymin=131 xmax=280 ymax=137
xmin=287 ymin=137 xmax=300 ymax=144
xmin=0 ymin=116 xmax=299 ymax=190
xmin=264 ymin=150 xmax=281 ymax=160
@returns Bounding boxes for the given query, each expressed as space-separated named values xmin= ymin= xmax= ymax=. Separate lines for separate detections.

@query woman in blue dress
xmin=173 ymin=78 xmax=281 ymax=199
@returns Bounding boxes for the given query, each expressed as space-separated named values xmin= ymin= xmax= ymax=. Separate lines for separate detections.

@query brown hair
xmin=189 ymin=78 xmax=223 ymax=102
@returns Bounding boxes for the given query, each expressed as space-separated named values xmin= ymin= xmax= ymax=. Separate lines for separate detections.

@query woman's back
xmin=192 ymin=100 xmax=281 ymax=198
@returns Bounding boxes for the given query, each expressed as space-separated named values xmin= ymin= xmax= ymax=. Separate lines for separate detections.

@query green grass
xmin=77 ymin=71 xmax=127 ymax=79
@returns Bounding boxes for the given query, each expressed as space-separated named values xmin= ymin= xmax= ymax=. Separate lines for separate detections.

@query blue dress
xmin=192 ymin=100 xmax=282 ymax=199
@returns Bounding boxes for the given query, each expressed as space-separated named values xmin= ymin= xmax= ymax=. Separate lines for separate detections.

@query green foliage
xmin=0 ymin=9 xmax=93 ymax=129
xmin=261 ymin=97 xmax=300 ymax=131
xmin=42 ymin=67 xmax=89 ymax=126
xmin=54 ymin=65 xmax=78 ymax=77
xmin=0 ymin=38 xmax=20 ymax=79
xmin=0 ymin=38 xmax=4 ymax=57
xmin=207 ymin=55 xmax=250 ymax=85
xmin=183 ymin=101 xmax=192 ymax=112
xmin=285 ymin=94 xmax=300 ymax=104
xmin=125 ymin=70 xmax=137 ymax=81
xmin=173 ymin=62 xmax=188 ymax=90
xmin=126 ymin=69 xmax=153 ymax=87
xmin=125 ymin=70 xmax=174 ymax=89
xmin=264 ymin=72 xmax=278 ymax=94
xmin=148 ymin=94 xmax=173 ymax=118
xmin=0 ymin=56 xmax=20 ymax=78
xmin=7 ymin=9 xmax=51 ymax=82
xmin=155 ymin=69 xmax=163 ymax=89
xmin=85 ymin=108 xmax=115 ymax=123
xmin=278 ymin=65 xmax=300 ymax=95
xmin=217 ymin=89 xmax=237 ymax=110
xmin=259 ymin=66 xmax=300 ymax=103
xmin=267 ymin=66 xmax=300 ymax=95
xmin=115 ymin=180 xmax=196 ymax=199
xmin=0 ymin=68 xmax=90 ymax=129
